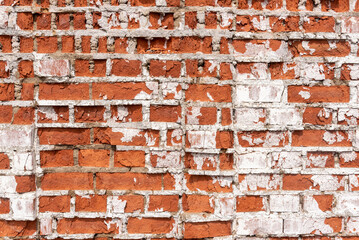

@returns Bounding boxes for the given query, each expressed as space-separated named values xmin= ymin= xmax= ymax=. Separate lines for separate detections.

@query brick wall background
xmin=1 ymin=0 xmax=359 ymax=238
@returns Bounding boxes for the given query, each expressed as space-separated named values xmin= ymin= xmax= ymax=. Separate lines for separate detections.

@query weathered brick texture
xmin=1 ymin=0 xmax=359 ymax=238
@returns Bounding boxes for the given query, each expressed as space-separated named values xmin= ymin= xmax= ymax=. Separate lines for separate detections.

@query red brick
xmin=39 ymin=196 xmax=71 ymax=212
xmin=0 ymin=221 xmax=36 ymax=237
xmin=36 ymin=37 xmax=58 ymax=53
xmin=292 ymin=130 xmax=351 ymax=147
xmin=19 ymin=37 xmax=33 ymax=53
xmin=0 ymin=198 xmax=10 ymax=214
xmin=186 ymin=84 xmax=231 ymax=102
xmin=303 ymin=16 xmax=335 ymax=32
xmin=184 ymin=221 xmax=232 ymax=239
xmin=148 ymin=195 xmax=179 ymax=212
xmin=0 ymin=36 xmax=11 ymax=53
xmin=110 ymin=105 xmax=143 ymax=122
xmin=76 ymin=195 xmax=107 ymax=212
xmin=113 ymin=195 xmax=144 ymax=212
xmin=306 ymin=152 xmax=335 ymax=168
xmin=288 ymin=85 xmax=350 ymax=103
xmin=205 ymin=12 xmax=217 ymax=29
xmin=185 ymin=12 xmax=197 ymax=29
xmin=94 ymin=127 xmax=160 ymax=146
xmin=96 ymin=172 xmax=162 ymax=190
xmin=38 ymin=128 xmax=91 ymax=145
xmin=269 ymin=62 xmax=298 ymax=79
xmin=127 ymin=218 xmax=174 ymax=234
xmin=0 ymin=153 xmax=10 ymax=169
xmin=36 ymin=13 xmax=51 ymax=30
xmin=38 ymin=106 xmax=69 ymax=123
xmin=114 ymin=150 xmax=145 ymax=168
xmin=62 ymin=36 xmax=75 ymax=53
xmin=17 ymin=13 xmax=33 ymax=30
xmin=93 ymin=82 xmax=156 ymax=100
xmin=185 ymin=0 xmax=215 ymax=6
xmin=74 ymin=13 xmax=86 ymax=29
xmin=78 ymin=149 xmax=110 ymax=167
xmin=18 ymin=60 xmax=33 ymax=78
xmin=57 ymin=13 xmax=70 ymax=30
xmin=0 ymin=84 xmax=14 ymax=101
xmin=149 ymin=60 xmax=181 ymax=77
xmin=114 ymin=38 xmax=128 ymax=53
xmin=0 ymin=105 xmax=12 ymax=123
xmin=322 ymin=0 xmax=349 ymax=12
xmin=40 ymin=150 xmax=74 ymax=168
xmin=289 ymin=40 xmax=350 ymax=57
xmin=150 ymin=105 xmax=181 ymax=122
xmin=130 ymin=0 xmax=156 ymax=6
xmin=75 ymin=60 xmax=106 ymax=77
xmin=39 ymin=83 xmax=89 ymax=100
xmin=15 ymin=175 xmax=36 ymax=193
xmin=13 ymin=107 xmax=34 ymax=124
xmin=57 ymin=218 xmax=119 ymax=234
xmin=270 ymin=16 xmax=300 ymax=32
xmin=182 ymin=194 xmax=214 ymax=213
xmin=74 ymin=106 xmax=106 ymax=123
xmin=185 ymin=174 xmax=232 ymax=193
xmin=303 ymin=107 xmax=333 ymax=125
xmin=237 ymin=196 xmax=265 ymax=212
xmin=21 ymin=83 xmax=34 ymax=100
xmin=41 ymin=172 xmax=93 ymax=190
xmin=0 ymin=61 xmax=9 ymax=78
xmin=283 ymin=174 xmax=345 ymax=190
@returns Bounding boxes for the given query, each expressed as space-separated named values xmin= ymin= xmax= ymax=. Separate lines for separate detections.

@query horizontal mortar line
xmin=22 ymin=6 xmax=359 ymax=16
xmin=2 ymin=54 xmax=359 ymax=63
xmin=0 ymin=29 xmax=354 ymax=38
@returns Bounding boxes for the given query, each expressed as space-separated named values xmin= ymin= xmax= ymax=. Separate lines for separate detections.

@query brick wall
xmin=0 ymin=0 xmax=359 ymax=238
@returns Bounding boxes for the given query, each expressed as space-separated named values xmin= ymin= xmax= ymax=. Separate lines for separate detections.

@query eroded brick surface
xmin=1 ymin=0 xmax=359 ymax=239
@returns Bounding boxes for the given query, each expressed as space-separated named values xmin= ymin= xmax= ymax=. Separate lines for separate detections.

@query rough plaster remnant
xmin=236 ymin=217 xmax=283 ymax=235
xmin=187 ymin=131 xmax=216 ymax=149
xmin=235 ymin=108 xmax=266 ymax=127
xmin=311 ymin=175 xmax=345 ymax=191
xmin=35 ymin=60 xmax=70 ymax=77
xmin=236 ymin=63 xmax=267 ymax=80
xmin=272 ymin=152 xmax=302 ymax=169
xmin=307 ymin=154 xmax=329 ymax=168
xmin=270 ymin=195 xmax=300 ymax=212
xmin=323 ymin=131 xmax=345 ymax=145
xmin=238 ymin=175 xmax=281 ymax=191
xmin=113 ymin=128 xmax=141 ymax=142
xmin=303 ymin=195 xmax=324 ymax=213
xmin=0 ymin=127 xmax=32 ymax=147
xmin=11 ymin=195 xmax=35 ymax=220
xmin=284 ymin=217 xmax=336 ymax=234
xmin=341 ymin=152 xmax=357 ymax=162
xmin=13 ymin=152 xmax=33 ymax=171
xmin=299 ymin=90 xmax=310 ymax=99
xmin=268 ymin=108 xmax=301 ymax=125
xmin=338 ymin=109 xmax=359 ymax=125
xmin=236 ymin=152 xmax=267 ymax=169
xmin=336 ymin=194 xmax=359 ymax=215
xmin=152 ymin=151 xmax=181 ymax=168
xmin=0 ymin=176 xmax=17 ymax=193
xmin=38 ymin=107 xmax=59 ymax=121
xmin=236 ymin=85 xmax=284 ymax=103
xmin=193 ymin=153 xmax=218 ymax=170
xmin=108 ymin=197 xmax=127 ymax=214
